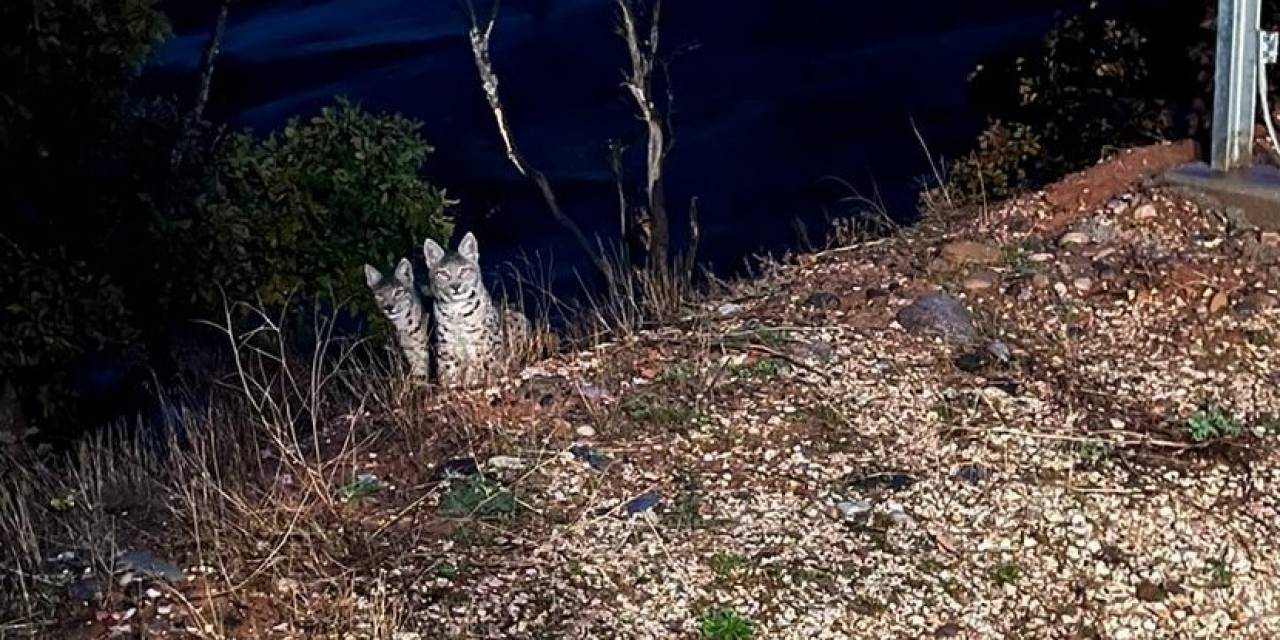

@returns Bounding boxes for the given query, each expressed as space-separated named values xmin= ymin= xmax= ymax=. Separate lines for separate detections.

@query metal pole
xmin=1211 ymin=0 xmax=1261 ymax=172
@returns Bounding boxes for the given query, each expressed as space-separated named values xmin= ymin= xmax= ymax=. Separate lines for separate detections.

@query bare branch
xmin=460 ymin=0 xmax=614 ymax=283
xmin=617 ymin=0 xmax=671 ymax=270
xmin=171 ymin=0 xmax=230 ymax=171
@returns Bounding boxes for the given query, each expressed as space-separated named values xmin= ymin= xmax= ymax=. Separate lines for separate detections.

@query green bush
xmin=165 ymin=98 xmax=454 ymax=315
xmin=940 ymin=0 xmax=1224 ymax=208
xmin=0 ymin=2 xmax=454 ymax=428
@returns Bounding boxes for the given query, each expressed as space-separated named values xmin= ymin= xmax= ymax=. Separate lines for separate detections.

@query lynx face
xmin=423 ymin=232 xmax=483 ymax=303
xmin=364 ymin=260 xmax=418 ymax=323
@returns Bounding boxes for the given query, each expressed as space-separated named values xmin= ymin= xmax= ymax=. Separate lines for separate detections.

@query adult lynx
xmin=423 ymin=232 xmax=528 ymax=387
xmin=363 ymin=259 xmax=430 ymax=381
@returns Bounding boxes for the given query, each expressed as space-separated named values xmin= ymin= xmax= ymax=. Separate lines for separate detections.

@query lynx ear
xmin=395 ymin=258 xmax=414 ymax=284
xmin=423 ymin=239 xmax=446 ymax=268
xmin=363 ymin=264 xmax=382 ymax=288
xmin=458 ymin=232 xmax=479 ymax=262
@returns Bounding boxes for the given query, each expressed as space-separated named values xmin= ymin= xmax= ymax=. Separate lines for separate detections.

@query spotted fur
xmin=423 ymin=232 xmax=528 ymax=387
xmin=364 ymin=259 xmax=430 ymax=381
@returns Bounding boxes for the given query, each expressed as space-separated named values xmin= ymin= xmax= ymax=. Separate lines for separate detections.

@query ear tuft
xmin=458 ymin=231 xmax=479 ymax=262
xmin=423 ymin=239 xmax=446 ymax=267
xmin=395 ymin=258 xmax=414 ymax=284
xmin=363 ymin=264 xmax=381 ymax=288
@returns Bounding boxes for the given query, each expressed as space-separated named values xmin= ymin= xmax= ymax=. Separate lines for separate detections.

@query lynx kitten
xmin=423 ymin=232 xmax=529 ymax=387
xmin=363 ymin=259 xmax=430 ymax=380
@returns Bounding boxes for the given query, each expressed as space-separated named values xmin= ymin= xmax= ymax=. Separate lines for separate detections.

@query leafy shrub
xmin=171 ymin=98 xmax=454 ymax=315
xmin=940 ymin=0 xmax=1220 ymax=208
xmin=1 ymin=2 xmax=454 ymax=429
xmin=940 ymin=121 xmax=1043 ymax=205
xmin=0 ymin=0 xmax=170 ymax=166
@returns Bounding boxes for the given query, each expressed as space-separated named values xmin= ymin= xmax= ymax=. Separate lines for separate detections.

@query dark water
xmin=150 ymin=0 xmax=1080 ymax=286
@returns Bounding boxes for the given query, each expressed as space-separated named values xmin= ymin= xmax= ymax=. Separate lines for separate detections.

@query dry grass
xmin=0 ymin=243 xmax=710 ymax=637
xmin=0 ymin=296 xmax=435 ymax=637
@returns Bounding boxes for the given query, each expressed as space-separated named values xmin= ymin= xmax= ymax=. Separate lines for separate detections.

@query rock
xmin=954 ymin=464 xmax=988 ymax=485
xmin=787 ymin=339 xmax=835 ymax=363
xmin=117 ymin=550 xmax=183 ymax=582
xmin=1133 ymin=203 xmax=1158 ymax=220
xmin=934 ymin=623 xmax=964 ymax=638
xmin=1262 ymin=231 xmax=1280 ymax=248
xmin=954 ymin=352 xmax=987 ymax=373
xmin=834 ymin=499 xmax=873 ymax=521
xmin=716 ymin=303 xmax=743 ymax=317
xmin=1105 ymin=199 xmax=1129 ymax=215
xmin=1081 ymin=220 xmax=1119 ymax=243
xmin=1073 ymin=277 xmax=1093 ymax=293
xmin=576 ymin=425 xmax=597 ymax=438
xmin=624 ymin=491 xmax=660 ymax=516
xmin=518 ymin=375 xmax=567 ymax=406
xmin=885 ymin=502 xmax=914 ymax=526
xmin=941 ymin=240 xmax=1001 ymax=265
xmin=895 ymin=293 xmax=976 ymax=345
xmin=961 ymin=270 xmax=999 ymax=292
xmin=67 ymin=576 xmax=104 ymax=602
xmin=1224 ymin=207 xmax=1251 ymax=231
xmin=1059 ymin=232 xmax=1091 ymax=246
xmin=803 ymin=291 xmax=841 ymax=309
xmin=1028 ymin=252 xmax=1055 ymax=263
xmin=1235 ymin=292 xmax=1279 ymax=318
xmin=574 ymin=382 xmax=612 ymax=402
xmin=985 ymin=340 xmax=1011 ymax=362
xmin=275 ymin=577 xmax=301 ymax=594
xmin=1032 ymin=273 xmax=1052 ymax=289
xmin=1136 ymin=580 xmax=1167 ymax=602
xmin=1209 ymin=290 xmax=1231 ymax=315
xmin=486 ymin=455 xmax=526 ymax=471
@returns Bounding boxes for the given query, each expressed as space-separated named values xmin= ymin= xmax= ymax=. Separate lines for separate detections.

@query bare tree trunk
xmin=171 ymin=0 xmax=230 ymax=171
xmin=462 ymin=1 xmax=615 ymax=284
xmin=617 ymin=0 xmax=671 ymax=272
xmin=191 ymin=1 xmax=230 ymax=126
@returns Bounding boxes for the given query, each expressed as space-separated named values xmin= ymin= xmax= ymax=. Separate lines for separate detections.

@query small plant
xmin=1206 ymin=557 xmax=1233 ymax=589
xmin=708 ymin=552 xmax=751 ymax=578
xmin=439 ymin=475 xmax=518 ymax=519
xmin=1072 ymin=441 xmax=1112 ymax=465
xmin=991 ymin=561 xmax=1021 ymax=586
xmin=1002 ymin=243 xmax=1044 ymax=277
xmin=698 ymin=609 xmax=754 ymax=640
xmin=664 ymin=469 xmax=716 ymax=530
xmin=432 ymin=561 xmax=462 ymax=579
xmin=731 ymin=357 xmax=786 ymax=381
xmin=746 ymin=327 xmax=787 ymax=347
xmin=336 ymin=474 xmax=382 ymax=503
xmin=1246 ymin=330 xmax=1274 ymax=348
xmin=1259 ymin=415 xmax=1280 ymax=437
xmin=659 ymin=362 xmax=694 ymax=383
xmin=1185 ymin=407 xmax=1242 ymax=443
xmin=622 ymin=395 xmax=696 ymax=425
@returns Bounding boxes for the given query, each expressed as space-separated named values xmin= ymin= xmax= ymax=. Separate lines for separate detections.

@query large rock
xmin=895 ymin=293 xmax=977 ymax=345
xmin=941 ymin=241 xmax=1001 ymax=266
